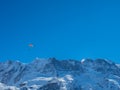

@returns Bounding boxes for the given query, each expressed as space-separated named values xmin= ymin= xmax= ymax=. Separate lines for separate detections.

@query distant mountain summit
xmin=0 ymin=58 xmax=120 ymax=90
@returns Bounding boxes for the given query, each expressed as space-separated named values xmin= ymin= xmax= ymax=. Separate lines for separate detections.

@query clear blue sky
xmin=0 ymin=0 xmax=120 ymax=63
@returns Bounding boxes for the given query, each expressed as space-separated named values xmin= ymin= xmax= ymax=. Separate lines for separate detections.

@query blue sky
xmin=0 ymin=0 xmax=120 ymax=63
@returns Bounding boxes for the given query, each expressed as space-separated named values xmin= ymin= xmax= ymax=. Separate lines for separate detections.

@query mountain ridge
xmin=0 ymin=58 xmax=120 ymax=90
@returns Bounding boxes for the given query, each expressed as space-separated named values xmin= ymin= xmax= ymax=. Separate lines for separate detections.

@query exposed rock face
xmin=38 ymin=82 xmax=60 ymax=90
xmin=0 ymin=58 xmax=120 ymax=90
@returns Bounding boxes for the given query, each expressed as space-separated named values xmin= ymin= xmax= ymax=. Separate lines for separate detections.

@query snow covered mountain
xmin=0 ymin=58 xmax=120 ymax=90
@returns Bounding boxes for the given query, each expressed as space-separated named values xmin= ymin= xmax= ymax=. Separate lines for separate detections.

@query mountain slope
xmin=0 ymin=58 xmax=120 ymax=90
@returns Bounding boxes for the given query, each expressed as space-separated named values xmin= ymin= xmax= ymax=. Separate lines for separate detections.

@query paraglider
xmin=28 ymin=43 xmax=34 ymax=47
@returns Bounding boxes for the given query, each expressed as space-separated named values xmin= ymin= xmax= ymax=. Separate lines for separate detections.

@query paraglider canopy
xmin=28 ymin=43 xmax=34 ymax=47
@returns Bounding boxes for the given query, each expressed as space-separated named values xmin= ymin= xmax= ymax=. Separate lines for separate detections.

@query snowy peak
xmin=0 ymin=58 xmax=120 ymax=90
xmin=81 ymin=59 xmax=120 ymax=75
